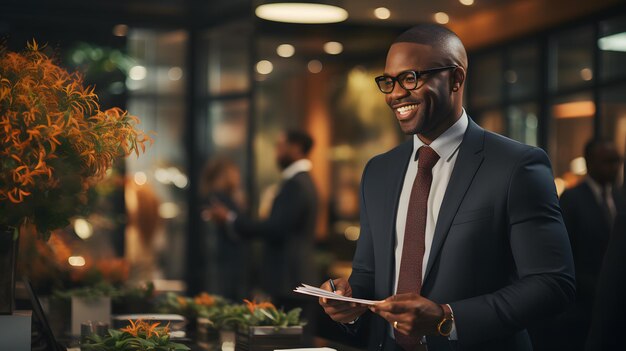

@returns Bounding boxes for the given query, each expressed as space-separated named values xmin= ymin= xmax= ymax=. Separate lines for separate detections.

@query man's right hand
xmin=318 ymin=278 xmax=367 ymax=324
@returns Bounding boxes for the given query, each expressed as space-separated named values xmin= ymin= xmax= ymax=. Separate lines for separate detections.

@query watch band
xmin=437 ymin=304 xmax=454 ymax=337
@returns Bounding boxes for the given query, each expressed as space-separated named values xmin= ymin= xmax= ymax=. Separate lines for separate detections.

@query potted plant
xmin=0 ymin=40 xmax=151 ymax=314
xmin=209 ymin=299 xmax=305 ymax=351
xmin=82 ymin=319 xmax=190 ymax=351
xmin=157 ymin=291 xmax=227 ymax=342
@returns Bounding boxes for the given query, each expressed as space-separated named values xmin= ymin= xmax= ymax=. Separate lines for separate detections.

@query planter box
xmin=235 ymin=326 xmax=303 ymax=351
xmin=197 ymin=317 xmax=220 ymax=349
xmin=71 ymin=296 xmax=111 ymax=336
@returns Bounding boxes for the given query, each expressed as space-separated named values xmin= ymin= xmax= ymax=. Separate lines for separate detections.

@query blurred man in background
xmin=209 ymin=130 xmax=318 ymax=301
xmin=558 ymin=139 xmax=624 ymax=350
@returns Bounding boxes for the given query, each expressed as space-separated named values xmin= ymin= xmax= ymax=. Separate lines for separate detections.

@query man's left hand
xmin=369 ymin=293 xmax=444 ymax=336
xmin=206 ymin=202 xmax=230 ymax=224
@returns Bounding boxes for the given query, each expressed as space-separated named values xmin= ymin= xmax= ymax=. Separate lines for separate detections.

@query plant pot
xmin=235 ymin=326 xmax=303 ymax=351
xmin=70 ymin=296 xmax=111 ymax=336
xmin=197 ymin=317 xmax=220 ymax=350
xmin=0 ymin=228 xmax=18 ymax=315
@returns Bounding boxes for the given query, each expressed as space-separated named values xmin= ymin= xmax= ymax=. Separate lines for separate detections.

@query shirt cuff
xmin=447 ymin=304 xmax=458 ymax=340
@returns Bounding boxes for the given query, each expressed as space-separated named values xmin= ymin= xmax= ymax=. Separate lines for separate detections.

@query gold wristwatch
xmin=437 ymin=304 xmax=454 ymax=337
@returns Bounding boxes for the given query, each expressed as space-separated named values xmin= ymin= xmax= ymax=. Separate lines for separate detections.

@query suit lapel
xmin=383 ymin=140 xmax=413 ymax=296
xmin=423 ymin=119 xmax=485 ymax=284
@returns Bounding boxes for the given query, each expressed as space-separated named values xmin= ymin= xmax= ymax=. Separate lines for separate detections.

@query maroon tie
xmin=395 ymin=146 xmax=440 ymax=351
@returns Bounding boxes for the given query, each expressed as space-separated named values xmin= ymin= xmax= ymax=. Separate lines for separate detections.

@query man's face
xmin=383 ymin=42 xmax=457 ymax=138
xmin=275 ymin=133 xmax=292 ymax=170
xmin=588 ymin=144 xmax=623 ymax=184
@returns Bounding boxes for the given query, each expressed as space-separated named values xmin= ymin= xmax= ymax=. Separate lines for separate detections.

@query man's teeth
xmin=396 ymin=104 xmax=417 ymax=114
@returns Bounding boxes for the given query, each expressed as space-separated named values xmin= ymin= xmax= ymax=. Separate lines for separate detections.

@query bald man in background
xmin=319 ymin=24 xmax=575 ymax=351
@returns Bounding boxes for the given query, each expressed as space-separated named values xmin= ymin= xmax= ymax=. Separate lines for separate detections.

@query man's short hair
xmin=584 ymin=138 xmax=612 ymax=160
xmin=286 ymin=130 xmax=314 ymax=156
xmin=394 ymin=23 xmax=461 ymax=47
xmin=393 ymin=23 xmax=468 ymax=69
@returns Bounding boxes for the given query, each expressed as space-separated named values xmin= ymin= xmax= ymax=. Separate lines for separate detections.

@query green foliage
xmin=207 ymin=301 xmax=305 ymax=332
xmin=156 ymin=292 xmax=227 ymax=322
xmin=82 ymin=320 xmax=190 ymax=351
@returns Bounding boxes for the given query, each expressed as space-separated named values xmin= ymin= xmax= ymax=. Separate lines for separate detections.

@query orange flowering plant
xmin=0 ymin=41 xmax=152 ymax=239
xmin=208 ymin=299 xmax=304 ymax=331
xmin=83 ymin=319 xmax=190 ymax=351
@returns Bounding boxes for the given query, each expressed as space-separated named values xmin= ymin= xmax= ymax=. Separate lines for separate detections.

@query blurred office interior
xmin=2 ymin=0 xmax=625 ymax=342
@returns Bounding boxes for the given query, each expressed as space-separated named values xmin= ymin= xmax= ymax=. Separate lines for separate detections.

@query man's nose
xmin=388 ymin=81 xmax=410 ymax=101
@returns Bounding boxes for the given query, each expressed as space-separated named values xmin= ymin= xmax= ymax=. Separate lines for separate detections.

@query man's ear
xmin=451 ymin=67 xmax=465 ymax=92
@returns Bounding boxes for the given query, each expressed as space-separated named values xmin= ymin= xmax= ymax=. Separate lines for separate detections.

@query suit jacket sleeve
xmin=233 ymin=179 xmax=308 ymax=241
xmin=452 ymin=147 xmax=576 ymax=345
xmin=349 ymin=157 xmax=376 ymax=300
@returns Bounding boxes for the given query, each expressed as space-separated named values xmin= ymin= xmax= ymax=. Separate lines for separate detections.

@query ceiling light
xmin=159 ymin=202 xmax=180 ymax=219
xmin=323 ymin=41 xmax=343 ymax=55
xmin=374 ymin=7 xmax=390 ymax=20
xmin=598 ymin=32 xmax=626 ymax=52
xmin=134 ymin=171 xmax=147 ymax=185
xmin=168 ymin=67 xmax=183 ymax=80
xmin=256 ymin=60 xmax=274 ymax=75
xmin=459 ymin=0 xmax=474 ymax=5
xmin=580 ymin=68 xmax=593 ymax=81
xmin=553 ymin=100 xmax=595 ymax=119
xmin=434 ymin=12 xmax=449 ymax=24
xmin=255 ymin=3 xmax=348 ymax=24
xmin=308 ymin=60 xmax=323 ymax=73
xmin=113 ymin=24 xmax=128 ymax=37
xmin=68 ymin=256 xmax=86 ymax=267
xmin=276 ymin=44 xmax=295 ymax=58
xmin=129 ymin=65 xmax=147 ymax=80
xmin=74 ymin=218 xmax=93 ymax=240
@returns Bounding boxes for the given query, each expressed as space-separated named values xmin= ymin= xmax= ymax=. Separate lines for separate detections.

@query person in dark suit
xmin=319 ymin=24 xmax=575 ymax=351
xmin=585 ymin=212 xmax=626 ymax=351
xmin=209 ymin=130 xmax=318 ymax=299
xmin=200 ymin=157 xmax=247 ymax=300
xmin=556 ymin=139 xmax=624 ymax=350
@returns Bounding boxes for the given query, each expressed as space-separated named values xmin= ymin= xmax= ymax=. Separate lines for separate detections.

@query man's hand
xmin=318 ymin=278 xmax=367 ymax=324
xmin=205 ymin=202 xmax=230 ymax=225
xmin=369 ymin=293 xmax=444 ymax=336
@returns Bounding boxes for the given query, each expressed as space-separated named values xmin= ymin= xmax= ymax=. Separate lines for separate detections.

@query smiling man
xmin=319 ymin=24 xmax=575 ymax=351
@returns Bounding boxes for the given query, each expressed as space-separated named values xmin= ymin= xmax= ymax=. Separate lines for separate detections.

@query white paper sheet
xmin=292 ymin=284 xmax=382 ymax=306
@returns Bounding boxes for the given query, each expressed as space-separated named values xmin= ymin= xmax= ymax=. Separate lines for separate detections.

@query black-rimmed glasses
xmin=374 ymin=65 xmax=457 ymax=94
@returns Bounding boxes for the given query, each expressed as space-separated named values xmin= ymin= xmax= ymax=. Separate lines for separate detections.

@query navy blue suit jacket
xmin=349 ymin=119 xmax=575 ymax=351
xmin=560 ymin=181 xmax=625 ymax=307
xmin=234 ymin=171 xmax=318 ymax=296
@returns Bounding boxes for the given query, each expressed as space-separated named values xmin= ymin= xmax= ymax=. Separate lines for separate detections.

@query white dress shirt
xmin=282 ymin=159 xmax=312 ymax=180
xmin=392 ymin=109 xmax=468 ymax=340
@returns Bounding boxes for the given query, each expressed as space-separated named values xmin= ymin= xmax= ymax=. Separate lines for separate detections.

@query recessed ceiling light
xmin=580 ymin=67 xmax=593 ymax=81
xmin=434 ymin=12 xmax=449 ymax=24
xmin=374 ymin=7 xmax=391 ymax=20
xmin=459 ymin=0 xmax=474 ymax=5
xmin=129 ymin=65 xmax=147 ymax=80
xmin=255 ymin=3 xmax=348 ymax=24
xmin=256 ymin=60 xmax=274 ymax=75
xmin=598 ymin=32 xmax=626 ymax=52
xmin=308 ymin=60 xmax=323 ymax=73
xmin=277 ymin=44 xmax=295 ymax=57
xmin=113 ymin=24 xmax=128 ymax=37
xmin=324 ymin=41 xmax=343 ymax=55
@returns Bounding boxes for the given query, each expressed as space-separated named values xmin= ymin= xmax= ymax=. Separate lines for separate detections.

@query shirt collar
xmin=413 ymin=108 xmax=469 ymax=162
xmin=585 ymin=176 xmax=612 ymax=199
xmin=282 ymin=158 xmax=312 ymax=179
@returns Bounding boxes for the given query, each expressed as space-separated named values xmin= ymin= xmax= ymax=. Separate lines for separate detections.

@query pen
xmin=328 ymin=278 xmax=336 ymax=293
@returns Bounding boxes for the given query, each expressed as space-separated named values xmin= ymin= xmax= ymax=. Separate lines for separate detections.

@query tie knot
xmin=416 ymin=146 xmax=440 ymax=170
